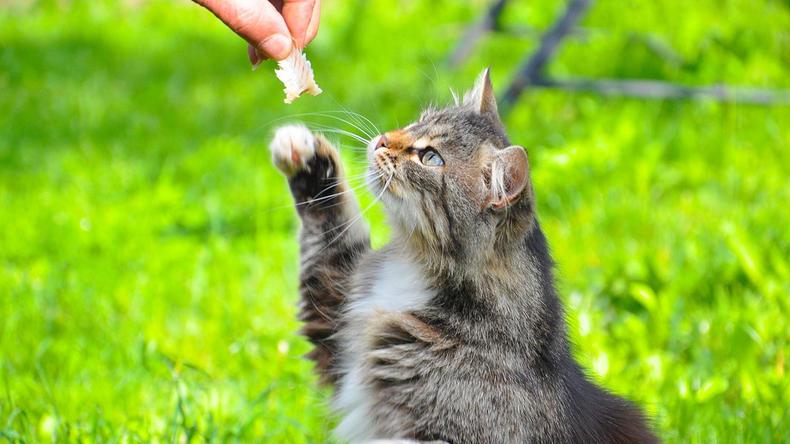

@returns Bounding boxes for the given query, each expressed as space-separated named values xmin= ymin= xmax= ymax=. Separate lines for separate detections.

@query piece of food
xmin=275 ymin=48 xmax=322 ymax=104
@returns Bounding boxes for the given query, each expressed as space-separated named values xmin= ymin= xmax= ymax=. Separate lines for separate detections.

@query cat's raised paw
xmin=269 ymin=124 xmax=316 ymax=177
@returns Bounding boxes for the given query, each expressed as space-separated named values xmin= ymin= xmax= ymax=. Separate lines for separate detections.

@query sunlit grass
xmin=1 ymin=1 xmax=787 ymax=442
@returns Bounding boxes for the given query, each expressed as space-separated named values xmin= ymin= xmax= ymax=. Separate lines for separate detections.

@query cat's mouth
xmin=373 ymin=150 xmax=396 ymax=177
xmin=369 ymin=155 xmax=398 ymax=197
xmin=367 ymin=136 xmax=397 ymax=187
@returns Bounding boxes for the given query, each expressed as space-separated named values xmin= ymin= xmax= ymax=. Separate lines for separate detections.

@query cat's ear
xmin=463 ymin=68 xmax=500 ymax=119
xmin=488 ymin=146 xmax=529 ymax=210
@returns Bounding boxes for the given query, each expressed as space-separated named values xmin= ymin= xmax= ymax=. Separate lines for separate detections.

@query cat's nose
xmin=375 ymin=135 xmax=388 ymax=149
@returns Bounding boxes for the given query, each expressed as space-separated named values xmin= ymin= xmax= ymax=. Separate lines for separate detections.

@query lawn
xmin=0 ymin=0 xmax=788 ymax=442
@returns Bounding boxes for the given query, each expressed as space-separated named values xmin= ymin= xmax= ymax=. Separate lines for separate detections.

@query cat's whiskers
xmin=342 ymin=170 xmax=378 ymax=182
xmin=322 ymin=96 xmax=382 ymax=137
xmin=311 ymin=110 xmax=378 ymax=139
xmin=301 ymin=186 xmax=361 ymax=209
xmin=315 ymin=172 xmax=392 ymax=255
xmin=301 ymin=175 xmax=375 ymax=208
xmin=261 ymin=111 xmax=377 ymax=140
xmin=337 ymin=143 xmax=373 ymax=158
xmin=262 ymin=174 xmax=374 ymax=214
xmin=306 ymin=184 xmax=371 ymax=211
xmin=309 ymin=130 xmax=372 ymax=159
xmin=292 ymin=113 xmax=375 ymax=140
xmin=307 ymin=125 xmax=370 ymax=146
xmin=317 ymin=170 xmax=375 ymax=190
xmin=338 ymin=109 xmax=380 ymax=139
xmin=324 ymin=109 xmax=379 ymax=139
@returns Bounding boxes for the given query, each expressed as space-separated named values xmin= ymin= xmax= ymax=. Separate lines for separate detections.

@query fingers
xmin=248 ymin=0 xmax=319 ymax=66
xmin=281 ymin=0 xmax=319 ymax=48
xmin=194 ymin=0 xmax=293 ymax=60
xmin=304 ymin=0 xmax=321 ymax=46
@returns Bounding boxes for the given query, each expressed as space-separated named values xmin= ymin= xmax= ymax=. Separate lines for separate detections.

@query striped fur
xmin=269 ymin=70 xmax=657 ymax=443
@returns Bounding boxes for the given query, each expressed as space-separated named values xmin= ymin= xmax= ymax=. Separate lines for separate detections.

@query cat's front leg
xmin=269 ymin=124 xmax=370 ymax=254
xmin=270 ymin=124 xmax=371 ymax=384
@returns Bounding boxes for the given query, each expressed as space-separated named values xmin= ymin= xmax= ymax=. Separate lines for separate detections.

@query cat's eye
xmin=419 ymin=148 xmax=444 ymax=167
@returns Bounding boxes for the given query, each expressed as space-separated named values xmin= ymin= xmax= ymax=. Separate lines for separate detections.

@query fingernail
xmin=248 ymin=44 xmax=262 ymax=70
xmin=261 ymin=34 xmax=292 ymax=61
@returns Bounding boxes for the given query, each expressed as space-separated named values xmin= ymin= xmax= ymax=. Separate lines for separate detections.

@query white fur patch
xmin=334 ymin=254 xmax=434 ymax=442
xmin=346 ymin=255 xmax=433 ymax=318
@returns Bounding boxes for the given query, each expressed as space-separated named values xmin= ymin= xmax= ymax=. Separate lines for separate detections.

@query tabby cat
xmin=268 ymin=69 xmax=658 ymax=443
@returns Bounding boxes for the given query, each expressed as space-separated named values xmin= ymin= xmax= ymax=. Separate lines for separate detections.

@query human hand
xmin=194 ymin=0 xmax=320 ymax=65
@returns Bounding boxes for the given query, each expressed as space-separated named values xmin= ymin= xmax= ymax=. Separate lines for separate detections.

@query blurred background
xmin=1 ymin=0 xmax=788 ymax=442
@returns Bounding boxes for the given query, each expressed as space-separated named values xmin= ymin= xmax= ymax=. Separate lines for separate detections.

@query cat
xmin=268 ymin=69 xmax=658 ymax=444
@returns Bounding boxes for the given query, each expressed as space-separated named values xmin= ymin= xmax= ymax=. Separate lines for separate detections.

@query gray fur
xmin=269 ymin=70 xmax=657 ymax=443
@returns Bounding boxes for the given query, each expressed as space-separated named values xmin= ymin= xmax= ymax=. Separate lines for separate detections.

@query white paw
xmin=269 ymin=124 xmax=316 ymax=176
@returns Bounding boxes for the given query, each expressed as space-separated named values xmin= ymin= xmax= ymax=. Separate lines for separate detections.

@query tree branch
xmin=448 ymin=0 xmax=510 ymax=68
xmin=532 ymin=77 xmax=790 ymax=105
xmin=501 ymin=0 xmax=592 ymax=110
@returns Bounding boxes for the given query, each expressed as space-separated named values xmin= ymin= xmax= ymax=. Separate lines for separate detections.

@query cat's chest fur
xmin=334 ymin=251 xmax=435 ymax=442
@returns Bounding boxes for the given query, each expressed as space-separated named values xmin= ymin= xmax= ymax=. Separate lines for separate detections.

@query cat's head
xmin=367 ymin=69 xmax=535 ymax=264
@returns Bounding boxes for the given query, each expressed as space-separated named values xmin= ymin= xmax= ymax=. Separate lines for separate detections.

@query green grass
xmin=1 ymin=0 xmax=788 ymax=442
